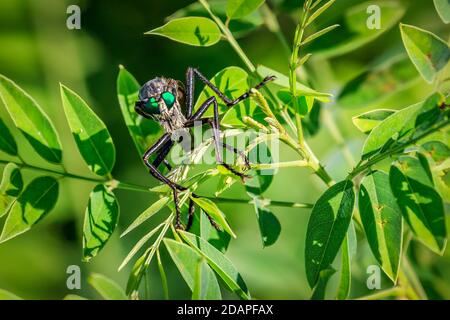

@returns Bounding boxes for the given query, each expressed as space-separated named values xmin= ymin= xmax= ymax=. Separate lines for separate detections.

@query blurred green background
xmin=0 ymin=0 xmax=449 ymax=300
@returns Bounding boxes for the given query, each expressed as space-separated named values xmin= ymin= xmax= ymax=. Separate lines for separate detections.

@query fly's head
xmin=135 ymin=77 xmax=185 ymax=121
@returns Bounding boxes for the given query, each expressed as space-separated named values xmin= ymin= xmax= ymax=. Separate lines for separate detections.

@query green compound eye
xmin=161 ymin=91 xmax=175 ymax=108
xmin=145 ymin=97 xmax=159 ymax=113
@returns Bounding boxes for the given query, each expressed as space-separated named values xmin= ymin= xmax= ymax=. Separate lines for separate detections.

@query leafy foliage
xmin=400 ymin=24 xmax=450 ymax=83
xmin=0 ymin=0 xmax=449 ymax=301
xmin=146 ymin=17 xmax=221 ymax=47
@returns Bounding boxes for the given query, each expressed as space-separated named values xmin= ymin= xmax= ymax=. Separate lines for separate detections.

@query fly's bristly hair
xmin=137 ymin=77 xmax=187 ymax=134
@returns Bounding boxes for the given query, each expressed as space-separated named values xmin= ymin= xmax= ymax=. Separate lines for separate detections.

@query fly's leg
xmin=143 ymin=134 xmax=186 ymax=230
xmin=184 ymin=97 xmax=249 ymax=180
xmin=187 ymin=67 xmax=275 ymax=108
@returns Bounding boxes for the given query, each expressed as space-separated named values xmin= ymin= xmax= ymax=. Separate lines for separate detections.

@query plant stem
xmin=0 ymin=158 xmax=155 ymax=193
xmin=198 ymin=0 xmax=255 ymax=72
xmin=251 ymin=160 xmax=308 ymax=170
xmin=356 ymin=287 xmax=404 ymax=300
xmin=209 ymin=196 xmax=314 ymax=209
xmin=289 ymin=0 xmax=312 ymax=147
xmin=199 ymin=1 xmax=335 ymax=187
xmin=0 ymin=158 xmax=104 ymax=184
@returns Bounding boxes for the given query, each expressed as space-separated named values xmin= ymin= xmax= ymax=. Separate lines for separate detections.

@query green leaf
xmin=421 ymin=141 xmax=450 ymax=203
xmin=390 ymin=155 xmax=447 ymax=254
xmin=145 ymin=17 xmax=221 ymax=47
xmin=361 ymin=96 xmax=433 ymax=159
xmin=256 ymin=65 xmax=331 ymax=102
xmin=200 ymin=210 xmax=231 ymax=253
xmin=363 ymin=93 xmax=446 ymax=160
xmin=359 ymin=171 xmax=403 ymax=282
xmin=336 ymin=221 xmax=357 ymax=300
xmin=0 ymin=163 xmax=23 ymax=218
xmin=179 ymin=231 xmax=250 ymax=300
xmin=194 ymin=66 xmax=254 ymax=119
xmin=117 ymin=66 xmax=163 ymax=156
xmin=310 ymin=267 xmax=336 ymax=300
xmin=226 ymin=0 xmax=265 ymax=20
xmin=60 ymin=84 xmax=116 ymax=177
xmin=0 ymin=176 xmax=58 ymax=243
xmin=253 ymin=197 xmax=281 ymax=247
xmin=245 ymin=142 xmax=273 ymax=197
xmin=191 ymin=196 xmax=236 ymax=238
xmin=0 ymin=75 xmax=62 ymax=163
xmin=277 ymin=89 xmax=315 ymax=116
xmin=168 ymin=0 xmax=263 ymax=39
xmin=164 ymin=238 xmax=221 ymax=299
xmin=215 ymin=174 xmax=238 ymax=196
xmin=88 ymin=273 xmax=127 ymax=300
xmin=422 ymin=141 xmax=450 ymax=164
xmin=83 ymin=184 xmax=119 ymax=261
xmin=156 ymin=249 xmax=169 ymax=300
xmin=192 ymin=259 xmax=222 ymax=300
xmin=308 ymin=1 xmax=405 ymax=59
xmin=0 ymin=289 xmax=22 ymax=300
xmin=118 ymin=222 xmax=164 ymax=271
xmin=434 ymin=0 xmax=450 ymax=23
xmin=0 ymin=117 xmax=17 ymax=156
xmin=126 ymin=251 xmax=147 ymax=295
xmin=305 ymin=180 xmax=355 ymax=288
xmin=400 ymin=24 xmax=450 ymax=84
xmin=301 ymin=24 xmax=340 ymax=46
xmin=120 ymin=196 xmax=169 ymax=237
xmin=338 ymin=55 xmax=420 ymax=109
xmin=306 ymin=0 xmax=336 ymax=27
xmin=352 ymin=109 xmax=396 ymax=134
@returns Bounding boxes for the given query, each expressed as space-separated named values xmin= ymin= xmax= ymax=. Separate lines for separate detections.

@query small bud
xmin=243 ymin=116 xmax=269 ymax=132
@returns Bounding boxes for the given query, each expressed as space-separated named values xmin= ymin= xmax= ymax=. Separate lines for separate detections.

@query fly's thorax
xmin=157 ymin=102 xmax=187 ymax=133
